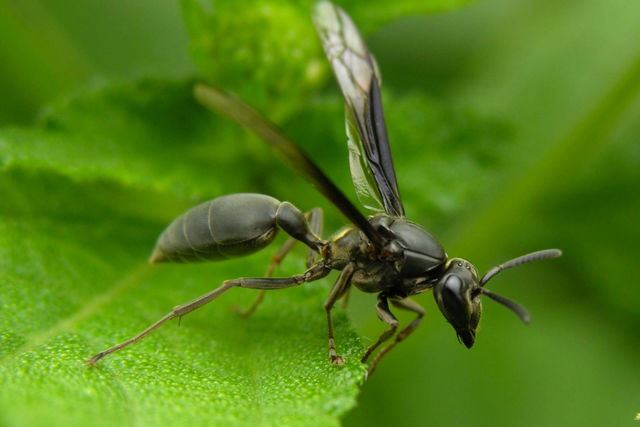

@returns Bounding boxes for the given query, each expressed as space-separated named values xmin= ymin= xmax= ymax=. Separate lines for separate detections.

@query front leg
xmin=323 ymin=262 xmax=356 ymax=365
xmin=366 ymin=298 xmax=425 ymax=377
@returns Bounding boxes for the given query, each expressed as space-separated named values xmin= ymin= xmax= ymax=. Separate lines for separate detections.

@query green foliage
xmin=0 ymin=42 xmax=509 ymax=427
xmin=180 ymin=0 xmax=471 ymax=118
xmin=1 ymin=80 xmax=217 ymax=198
xmin=343 ymin=1 xmax=640 ymax=426
xmin=1 ymin=0 xmax=640 ymax=426
xmin=0 ymin=0 xmax=192 ymax=125
xmin=284 ymin=91 xmax=512 ymax=229
xmin=0 ymin=38 xmax=507 ymax=427
xmin=0 ymin=80 xmax=369 ymax=427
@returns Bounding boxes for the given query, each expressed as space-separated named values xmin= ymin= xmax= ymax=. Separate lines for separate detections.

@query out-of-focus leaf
xmin=344 ymin=0 xmax=640 ymax=426
xmin=180 ymin=0 xmax=472 ymax=118
xmin=0 ymin=0 xmax=194 ymax=125
xmin=0 ymin=79 xmax=237 ymax=200
xmin=534 ymin=101 xmax=640 ymax=318
xmin=283 ymin=90 xmax=512 ymax=231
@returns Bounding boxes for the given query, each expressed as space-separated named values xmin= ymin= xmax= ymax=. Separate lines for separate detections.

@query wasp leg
xmin=236 ymin=208 xmax=324 ymax=317
xmin=360 ymin=294 xmax=398 ymax=364
xmin=340 ymin=287 xmax=352 ymax=309
xmin=324 ymin=262 xmax=356 ymax=365
xmin=87 ymin=262 xmax=330 ymax=366
xmin=234 ymin=238 xmax=297 ymax=317
xmin=366 ymin=298 xmax=425 ymax=377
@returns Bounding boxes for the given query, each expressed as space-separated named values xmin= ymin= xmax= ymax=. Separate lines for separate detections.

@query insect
xmin=87 ymin=1 xmax=561 ymax=376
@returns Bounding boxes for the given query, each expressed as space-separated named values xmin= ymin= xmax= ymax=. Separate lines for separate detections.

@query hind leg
xmin=87 ymin=262 xmax=331 ymax=365
xmin=236 ymin=208 xmax=324 ymax=317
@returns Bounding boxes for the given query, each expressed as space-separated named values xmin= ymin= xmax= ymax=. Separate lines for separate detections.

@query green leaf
xmin=180 ymin=0 xmax=472 ymax=118
xmin=1 ymin=79 xmax=227 ymax=200
xmin=0 ymin=80 xmax=368 ymax=427
xmin=0 ymin=3 xmax=510 ymax=426
xmin=0 ymin=71 xmax=509 ymax=425
xmin=0 ymin=0 xmax=194 ymax=125
xmin=8 ymin=0 xmax=639 ymax=426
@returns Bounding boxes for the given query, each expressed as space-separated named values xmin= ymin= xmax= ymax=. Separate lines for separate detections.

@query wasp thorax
xmin=433 ymin=258 xmax=482 ymax=348
xmin=368 ymin=215 xmax=446 ymax=277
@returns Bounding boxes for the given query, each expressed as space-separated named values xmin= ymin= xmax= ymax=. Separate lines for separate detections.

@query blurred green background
xmin=1 ymin=0 xmax=639 ymax=426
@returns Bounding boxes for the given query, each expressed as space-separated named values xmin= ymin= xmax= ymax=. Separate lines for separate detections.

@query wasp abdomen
xmin=150 ymin=193 xmax=283 ymax=263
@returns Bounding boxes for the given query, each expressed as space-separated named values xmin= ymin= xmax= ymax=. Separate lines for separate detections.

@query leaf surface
xmin=0 ymin=80 xmax=369 ymax=427
xmin=0 ymin=71 xmax=509 ymax=426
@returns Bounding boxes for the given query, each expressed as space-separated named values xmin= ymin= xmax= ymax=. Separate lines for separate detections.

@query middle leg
xmin=360 ymin=294 xmax=399 ymax=364
xmin=366 ymin=298 xmax=425 ymax=377
xmin=323 ymin=262 xmax=356 ymax=365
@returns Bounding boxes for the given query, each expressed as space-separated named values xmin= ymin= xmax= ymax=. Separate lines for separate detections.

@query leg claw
xmin=330 ymin=355 xmax=345 ymax=365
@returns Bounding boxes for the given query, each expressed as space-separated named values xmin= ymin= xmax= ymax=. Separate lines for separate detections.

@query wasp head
xmin=433 ymin=258 xmax=482 ymax=348
xmin=433 ymin=249 xmax=561 ymax=349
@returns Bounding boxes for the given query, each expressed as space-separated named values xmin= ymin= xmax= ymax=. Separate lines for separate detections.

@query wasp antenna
xmin=480 ymin=249 xmax=562 ymax=286
xmin=481 ymin=289 xmax=531 ymax=324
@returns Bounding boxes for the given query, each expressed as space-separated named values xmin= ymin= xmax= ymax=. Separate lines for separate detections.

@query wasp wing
xmin=194 ymin=83 xmax=386 ymax=249
xmin=346 ymin=107 xmax=384 ymax=213
xmin=313 ymin=1 xmax=405 ymax=217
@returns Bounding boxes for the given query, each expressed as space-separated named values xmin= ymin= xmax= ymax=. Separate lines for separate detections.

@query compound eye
xmin=434 ymin=273 xmax=482 ymax=349
xmin=443 ymin=275 xmax=463 ymax=302
xmin=434 ymin=274 xmax=473 ymax=329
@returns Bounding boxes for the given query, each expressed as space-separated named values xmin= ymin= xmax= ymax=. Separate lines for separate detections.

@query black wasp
xmin=88 ymin=1 xmax=561 ymax=376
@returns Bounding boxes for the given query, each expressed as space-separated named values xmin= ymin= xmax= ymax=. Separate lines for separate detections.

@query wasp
xmin=88 ymin=1 xmax=561 ymax=376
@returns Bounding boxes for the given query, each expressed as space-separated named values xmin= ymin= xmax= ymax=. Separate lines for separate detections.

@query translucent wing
xmin=313 ymin=1 xmax=405 ymax=217
xmin=346 ymin=108 xmax=384 ymax=212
